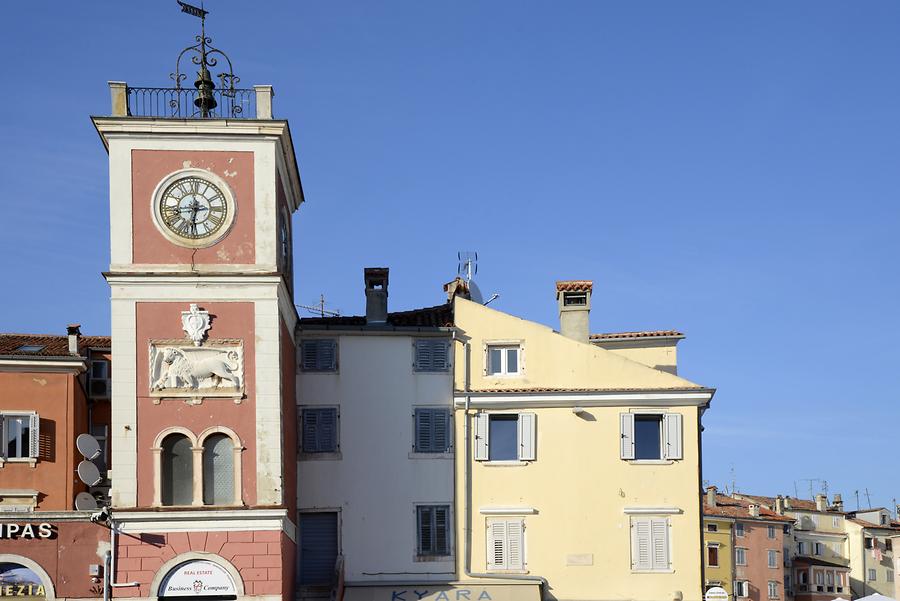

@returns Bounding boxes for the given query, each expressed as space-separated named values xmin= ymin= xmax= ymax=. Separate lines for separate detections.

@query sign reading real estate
xmin=705 ymin=587 xmax=729 ymax=601
xmin=159 ymin=560 xmax=237 ymax=597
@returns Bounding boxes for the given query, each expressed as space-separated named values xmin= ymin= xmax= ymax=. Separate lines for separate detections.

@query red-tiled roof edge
xmin=702 ymin=493 xmax=795 ymax=522
xmin=299 ymin=303 xmax=454 ymax=329
xmin=0 ymin=333 xmax=110 ymax=358
xmin=556 ymin=280 xmax=593 ymax=293
xmin=591 ymin=330 xmax=684 ymax=340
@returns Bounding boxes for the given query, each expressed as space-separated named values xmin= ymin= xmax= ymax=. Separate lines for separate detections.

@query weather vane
xmin=171 ymin=1 xmax=240 ymax=117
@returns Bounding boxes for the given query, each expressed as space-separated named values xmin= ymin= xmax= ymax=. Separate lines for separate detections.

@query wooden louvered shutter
xmin=620 ymin=413 xmax=635 ymax=460
xmin=507 ymin=519 xmax=524 ymax=570
xmin=517 ymin=412 xmax=536 ymax=461
xmin=418 ymin=506 xmax=433 ymax=554
xmin=663 ymin=413 xmax=683 ymax=460
xmin=488 ymin=520 xmax=507 ymax=569
xmin=474 ymin=413 xmax=489 ymax=461
xmin=302 ymin=409 xmax=319 ymax=451
xmin=415 ymin=409 xmax=431 ymax=452
xmin=433 ymin=409 xmax=450 ymax=453
xmin=28 ymin=413 xmax=40 ymax=459
xmin=651 ymin=518 xmax=669 ymax=570
xmin=632 ymin=518 xmax=652 ymax=570
xmin=434 ymin=506 xmax=449 ymax=555
xmin=318 ymin=340 xmax=336 ymax=370
xmin=319 ymin=408 xmax=337 ymax=451
xmin=301 ymin=341 xmax=318 ymax=370
xmin=432 ymin=341 xmax=449 ymax=371
xmin=415 ymin=340 xmax=432 ymax=371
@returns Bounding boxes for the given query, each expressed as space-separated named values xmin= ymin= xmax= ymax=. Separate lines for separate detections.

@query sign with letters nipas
xmin=0 ymin=523 xmax=53 ymax=540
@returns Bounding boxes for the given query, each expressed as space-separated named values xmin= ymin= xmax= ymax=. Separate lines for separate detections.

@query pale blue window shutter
xmin=417 ymin=505 xmax=450 ymax=556
xmin=414 ymin=408 xmax=451 ymax=453
xmin=517 ymin=413 xmax=536 ymax=461
xmin=663 ymin=413 xmax=683 ymax=460
xmin=302 ymin=408 xmax=338 ymax=452
xmin=414 ymin=340 xmax=450 ymax=372
xmin=432 ymin=409 xmax=450 ymax=452
xmin=474 ymin=413 xmax=489 ymax=461
xmin=620 ymin=413 xmax=635 ymax=460
xmin=302 ymin=340 xmax=337 ymax=371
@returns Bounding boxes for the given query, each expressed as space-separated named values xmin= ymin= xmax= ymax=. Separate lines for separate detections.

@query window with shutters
xmin=735 ymin=581 xmax=749 ymax=598
xmin=707 ymin=544 xmax=719 ymax=567
xmin=620 ymin=412 xmax=682 ymax=461
xmin=416 ymin=505 xmax=451 ymax=557
xmin=89 ymin=359 xmax=111 ymax=398
xmin=414 ymin=339 xmax=450 ymax=372
xmin=1 ymin=413 xmax=39 ymax=461
xmin=486 ymin=518 xmax=525 ymax=571
xmin=486 ymin=344 xmax=521 ymax=376
xmin=631 ymin=517 xmax=670 ymax=572
xmin=413 ymin=408 xmax=452 ymax=454
xmin=300 ymin=339 xmax=337 ymax=371
xmin=473 ymin=412 xmax=536 ymax=463
xmin=300 ymin=407 xmax=339 ymax=455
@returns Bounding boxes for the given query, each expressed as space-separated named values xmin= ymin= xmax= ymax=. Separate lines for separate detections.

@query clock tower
xmin=92 ymin=16 xmax=303 ymax=600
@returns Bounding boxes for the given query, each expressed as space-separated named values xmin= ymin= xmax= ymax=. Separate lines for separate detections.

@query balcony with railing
xmin=107 ymin=81 xmax=274 ymax=120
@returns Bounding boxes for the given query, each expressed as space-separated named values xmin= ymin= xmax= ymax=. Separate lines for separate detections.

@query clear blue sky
xmin=1 ymin=2 xmax=898 ymax=513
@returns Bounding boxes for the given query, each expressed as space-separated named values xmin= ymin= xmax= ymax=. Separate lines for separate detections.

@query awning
xmin=343 ymin=582 xmax=542 ymax=601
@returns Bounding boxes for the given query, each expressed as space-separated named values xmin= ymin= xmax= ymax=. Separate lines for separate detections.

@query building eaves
xmin=590 ymin=330 xmax=684 ymax=341
xmin=298 ymin=303 xmax=453 ymax=330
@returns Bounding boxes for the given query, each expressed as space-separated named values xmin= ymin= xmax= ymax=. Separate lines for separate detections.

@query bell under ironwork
xmin=193 ymin=65 xmax=218 ymax=117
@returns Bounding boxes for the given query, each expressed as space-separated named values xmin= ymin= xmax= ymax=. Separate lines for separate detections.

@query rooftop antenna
xmin=297 ymin=294 xmax=341 ymax=318
xmin=458 ymin=251 xmax=478 ymax=283
xmin=855 ymin=490 xmax=860 ymax=510
xmin=172 ymin=1 xmax=240 ymax=118
xmin=865 ymin=488 xmax=873 ymax=509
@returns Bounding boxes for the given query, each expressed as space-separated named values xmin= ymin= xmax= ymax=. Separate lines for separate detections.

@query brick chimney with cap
xmin=776 ymin=495 xmax=785 ymax=515
xmin=365 ymin=267 xmax=389 ymax=324
xmin=67 ymin=324 xmax=81 ymax=355
xmin=706 ymin=486 xmax=717 ymax=507
xmin=832 ymin=494 xmax=844 ymax=512
xmin=816 ymin=494 xmax=827 ymax=512
xmin=556 ymin=280 xmax=592 ymax=343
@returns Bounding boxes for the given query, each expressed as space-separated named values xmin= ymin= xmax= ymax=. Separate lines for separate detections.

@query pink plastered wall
xmin=135 ymin=301 xmax=257 ymax=507
xmin=735 ymin=520 xmax=788 ymax=601
xmin=114 ymin=529 xmax=291 ymax=598
xmin=131 ymin=150 xmax=255 ymax=265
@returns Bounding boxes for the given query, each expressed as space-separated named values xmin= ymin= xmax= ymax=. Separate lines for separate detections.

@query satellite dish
xmin=468 ymin=279 xmax=485 ymax=304
xmin=76 ymin=434 xmax=102 ymax=460
xmin=77 ymin=460 xmax=103 ymax=487
xmin=75 ymin=492 xmax=98 ymax=511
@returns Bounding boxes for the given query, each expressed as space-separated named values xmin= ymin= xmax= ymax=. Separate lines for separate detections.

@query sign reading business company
xmin=158 ymin=560 xmax=237 ymax=598
xmin=705 ymin=587 xmax=729 ymax=601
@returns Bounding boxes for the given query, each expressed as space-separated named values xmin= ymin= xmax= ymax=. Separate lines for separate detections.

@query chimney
xmin=833 ymin=494 xmax=844 ymax=512
xmin=749 ymin=503 xmax=760 ymax=518
xmin=784 ymin=497 xmax=793 ymax=510
xmin=364 ymin=268 xmax=389 ymax=324
xmin=776 ymin=495 xmax=785 ymax=515
xmin=815 ymin=494 xmax=827 ymax=512
xmin=556 ymin=280 xmax=592 ymax=343
xmin=706 ymin=486 xmax=717 ymax=507
xmin=67 ymin=324 xmax=81 ymax=355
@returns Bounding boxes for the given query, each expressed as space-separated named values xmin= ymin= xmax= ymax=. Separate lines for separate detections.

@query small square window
xmin=487 ymin=345 xmax=520 ymax=376
xmin=865 ymin=537 xmax=873 ymax=549
xmin=91 ymin=360 xmax=109 ymax=379
xmin=2 ymin=414 xmax=38 ymax=460
xmin=707 ymin=523 xmax=718 ymax=532
xmin=301 ymin=339 xmax=337 ymax=371
xmin=417 ymin=505 xmax=450 ymax=557
xmin=735 ymin=522 xmax=745 ymax=537
xmin=300 ymin=407 xmax=338 ymax=453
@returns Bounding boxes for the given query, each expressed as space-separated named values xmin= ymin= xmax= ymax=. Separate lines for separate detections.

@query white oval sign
xmin=159 ymin=560 xmax=236 ymax=597
xmin=705 ymin=586 xmax=729 ymax=601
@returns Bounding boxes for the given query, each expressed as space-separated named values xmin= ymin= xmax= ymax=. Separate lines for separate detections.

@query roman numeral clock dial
xmin=152 ymin=173 xmax=235 ymax=248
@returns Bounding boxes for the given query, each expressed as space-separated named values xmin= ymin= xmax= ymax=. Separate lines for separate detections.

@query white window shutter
xmin=474 ymin=413 xmax=489 ymax=461
xmin=507 ymin=519 xmax=525 ymax=570
xmin=632 ymin=518 xmax=652 ymax=570
xmin=620 ymin=413 xmax=635 ymax=460
xmin=651 ymin=518 xmax=669 ymax=570
xmin=517 ymin=413 xmax=536 ymax=461
xmin=28 ymin=413 xmax=40 ymax=459
xmin=488 ymin=520 xmax=507 ymax=569
xmin=663 ymin=413 xmax=683 ymax=460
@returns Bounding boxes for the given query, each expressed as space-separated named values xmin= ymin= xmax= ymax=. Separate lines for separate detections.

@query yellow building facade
xmin=451 ymin=283 xmax=715 ymax=601
xmin=703 ymin=515 xmax=734 ymax=598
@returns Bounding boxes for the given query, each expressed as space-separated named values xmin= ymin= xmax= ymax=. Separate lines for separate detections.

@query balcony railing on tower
xmin=125 ymin=86 xmax=256 ymax=118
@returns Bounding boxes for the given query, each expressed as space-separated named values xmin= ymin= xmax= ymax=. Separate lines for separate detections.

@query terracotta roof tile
xmin=0 ymin=333 xmax=110 ymax=358
xmin=461 ymin=386 xmax=708 ymax=394
xmin=299 ymin=303 xmax=453 ymax=329
xmin=703 ymin=494 xmax=795 ymax=522
xmin=848 ymin=517 xmax=900 ymax=531
xmin=735 ymin=493 xmax=842 ymax=514
xmin=556 ymin=280 xmax=593 ymax=293
xmin=591 ymin=330 xmax=684 ymax=340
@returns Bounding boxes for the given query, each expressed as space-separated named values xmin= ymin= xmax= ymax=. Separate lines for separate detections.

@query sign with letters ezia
xmin=0 ymin=563 xmax=47 ymax=598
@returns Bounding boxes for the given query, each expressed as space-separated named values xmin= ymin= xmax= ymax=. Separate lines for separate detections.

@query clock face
xmin=157 ymin=176 xmax=229 ymax=241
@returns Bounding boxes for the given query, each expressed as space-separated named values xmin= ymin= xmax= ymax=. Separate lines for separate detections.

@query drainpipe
xmin=103 ymin=550 xmax=111 ymax=601
xmin=456 ymin=332 xmax=548 ymax=597
xmin=698 ymin=407 xmax=707 ymax=600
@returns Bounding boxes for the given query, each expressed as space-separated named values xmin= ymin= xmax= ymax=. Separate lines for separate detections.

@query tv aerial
xmin=457 ymin=251 xmax=498 ymax=305
xmin=297 ymin=294 xmax=341 ymax=318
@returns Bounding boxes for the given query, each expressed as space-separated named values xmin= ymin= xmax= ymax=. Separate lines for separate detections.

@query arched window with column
xmin=161 ymin=433 xmax=193 ymax=506
xmin=203 ymin=433 xmax=234 ymax=505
